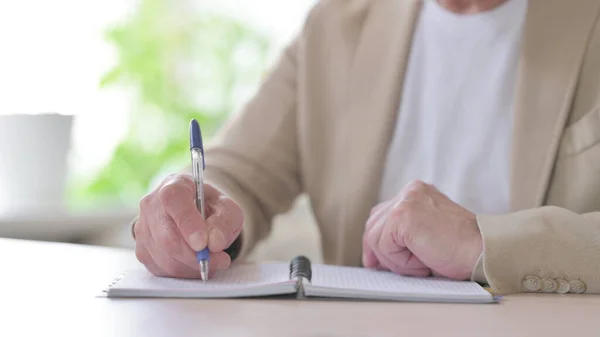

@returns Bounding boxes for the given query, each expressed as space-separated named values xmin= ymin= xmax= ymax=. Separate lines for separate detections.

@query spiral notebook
xmin=104 ymin=256 xmax=496 ymax=303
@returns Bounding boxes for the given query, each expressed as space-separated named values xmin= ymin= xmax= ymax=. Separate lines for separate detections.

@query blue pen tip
xmin=189 ymin=119 xmax=204 ymax=151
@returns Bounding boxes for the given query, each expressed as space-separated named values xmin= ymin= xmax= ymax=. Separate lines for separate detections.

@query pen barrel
xmin=191 ymin=148 xmax=206 ymax=218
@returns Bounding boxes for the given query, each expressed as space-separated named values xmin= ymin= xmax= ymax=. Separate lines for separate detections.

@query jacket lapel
xmin=509 ymin=0 xmax=600 ymax=211
xmin=335 ymin=0 xmax=421 ymax=264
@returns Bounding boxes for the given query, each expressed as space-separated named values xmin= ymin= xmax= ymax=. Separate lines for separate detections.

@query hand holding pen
xmin=132 ymin=120 xmax=244 ymax=280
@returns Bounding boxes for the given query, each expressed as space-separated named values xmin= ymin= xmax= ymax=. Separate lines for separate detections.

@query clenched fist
xmin=363 ymin=180 xmax=483 ymax=280
xmin=134 ymin=174 xmax=244 ymax=278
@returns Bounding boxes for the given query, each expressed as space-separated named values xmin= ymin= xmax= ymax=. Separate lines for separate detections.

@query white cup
xmin=0 ymin=114 xmax=73 ymax=216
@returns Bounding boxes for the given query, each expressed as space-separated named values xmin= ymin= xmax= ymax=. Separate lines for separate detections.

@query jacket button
xmin=555 ymin=279 xmax=570 ymax=294
xmin=541 ymin=278 xmax=558 ymax=293
xmin=569 ymin=280 xmax=586 ymax=294
xmin=523 ymin=275 xmax=541 ymax=292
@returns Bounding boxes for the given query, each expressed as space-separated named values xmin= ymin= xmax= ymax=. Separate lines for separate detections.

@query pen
xmin=190 ymin=118 xmax=210 ymax=282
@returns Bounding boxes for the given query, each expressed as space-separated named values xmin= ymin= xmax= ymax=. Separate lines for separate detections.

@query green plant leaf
xmin=67 ymin=0 xmax=271 ymax=211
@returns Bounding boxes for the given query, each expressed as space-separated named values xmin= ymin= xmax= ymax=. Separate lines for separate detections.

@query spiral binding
xmin=102 ymin=272 xmax=127 ymax=293
xmin=289 ymin=255 xmax=312 ymax=282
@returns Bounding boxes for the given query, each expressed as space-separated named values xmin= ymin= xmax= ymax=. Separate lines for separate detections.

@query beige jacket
xmin=204 ymin=0 xmax=600 ymax=295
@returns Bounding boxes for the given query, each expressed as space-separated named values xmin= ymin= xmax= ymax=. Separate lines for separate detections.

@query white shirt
xmin=379 ymin=0 xmax=528 ymax=214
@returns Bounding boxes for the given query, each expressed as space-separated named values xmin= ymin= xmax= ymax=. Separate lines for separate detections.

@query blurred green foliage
xmin=68 ymin=0 xmax=270 ymax=209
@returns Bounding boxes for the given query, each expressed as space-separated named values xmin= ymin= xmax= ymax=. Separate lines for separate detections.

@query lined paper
xmin=110 ymin=263 xmax=291 ymax=293
xmin=309 ymin=264 xmax=489 ymax=296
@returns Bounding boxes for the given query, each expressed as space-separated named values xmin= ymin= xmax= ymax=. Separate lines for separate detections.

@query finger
xmin=158 ymin=175 xmax=208 ymax=251
xmin=364 ymin=200 xmax=395 ymax=259
xmin=153 ymin=249 xmax=231 ymax=279
xmin=165 ymin=252 xmax=231 ymax=279
xmin=155 ymin=251 xmax=232 ymax=279
xmin=367 ymin=212 xmax=430 ymax=277
xmin=365 ymin=209 xmax=390 ymax=268
xmin=144 ymin=209 xmax=233 ymax=276
xmin=378 ymin=218 xmax=431 ymax=277
xmin=144 ymin=210 xmax=203 ymax=271
xmin=362 ymin=230 xmax=379 ymax=268
xmin=203 ymin=183 xmax=224 ymax=204
xmin=135 ymin=243 xmax=163 ymax=276
xmin=378 ymin=216 xmax=427 ymax=270
xmin=400 ymin=180 xmax=430 ymax=202
xmin=367 ymin=192 xmax=408 ymax=229
xmin=368 ymin=232 xmax=411 ymax=274
xmin=363 ymin=245 xmax=392 ymax=273
xmin=145 ymin=225 xmax=223 ymax=279
xmin=154 ymin=191 xmax=236 ymax=272
xmin=362 ymin=201 xmax=390 ymax=268
xmin=144 ymin=228 xmax=203 ymax=279
xmin=370 ymin=200 xmax=390 ymax=216
xmin=156 ymin=254 xmax=205 ymax=279
xmin=366 ymin=204 xmax=388 ymax=231
xmin=208 ymin=251 xmax=232 ymax=276
xmin=377 ymin=248 xmax=431 ymax=277
xmin=383 ymin=263 xmax=431 ymax=277
xmin=206 ymin=197 xmax=244 ymax=252
xmin=364 ymin=198 xmax=402 ymax=268
xmin=370 ymin=238 xmax=430 ymax=277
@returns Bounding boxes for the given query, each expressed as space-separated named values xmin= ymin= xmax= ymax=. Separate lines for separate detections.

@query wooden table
xmin=1 ymin=238 xmax=599 ymax=337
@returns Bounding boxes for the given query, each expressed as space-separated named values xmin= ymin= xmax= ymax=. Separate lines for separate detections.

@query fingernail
xmin=188 ymin=232 xmax=207 ymax=251
xmin=209 ymin=228 xmax=226 ymax=250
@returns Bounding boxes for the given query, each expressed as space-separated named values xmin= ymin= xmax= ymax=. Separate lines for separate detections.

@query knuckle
xmin=178 ymin=174 xmax=195 ymax=188
xmin=370 ymin=203 xmax=384 ymax=215
xmin=159 ymin=173 xmax=177 ymax=187
xmin=139 ymin=193 xmax=154 ymax=210
xmin=159 ymin=175 xmax=196 ymax=207
xmin=406 ymin=180 xmax=427 ymax=192
xmin=391 ymin=201 xmax=412 ymax=217
xmin=404 ymin=189 xmax=420 ymax=200
xmin=163 ymin=173 xmax=178 ymax=181
xmin=207 ymin=214 xmax=228 ymax=238
xmin=158 ymin=183 xmax=184 ymax=206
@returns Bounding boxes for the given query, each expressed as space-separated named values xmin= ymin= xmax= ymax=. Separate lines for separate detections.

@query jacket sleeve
xmin=473 ymin=206 xmax=600 ymax=295
xmin=203 ymin=34 xmax=303 ymax=260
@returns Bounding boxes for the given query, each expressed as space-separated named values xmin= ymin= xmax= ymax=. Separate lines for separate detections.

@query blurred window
xmin=0 ymin=0 xmax=316 ymax=212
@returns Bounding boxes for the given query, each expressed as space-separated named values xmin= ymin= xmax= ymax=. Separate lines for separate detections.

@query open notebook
xmin=104 ymin=256 xmax=496 ymax=303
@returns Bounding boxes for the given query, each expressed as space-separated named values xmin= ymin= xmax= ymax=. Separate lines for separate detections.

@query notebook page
xmin=107 ymin=263 xmax=295 ymax=298
xmin=306 ymin=264 xmax=491 ymax=302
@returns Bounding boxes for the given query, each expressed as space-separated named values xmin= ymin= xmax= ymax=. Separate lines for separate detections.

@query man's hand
xmin=134 ymin=174 xmax=244 ymax=278
xmin=363 ymin=180 xmax=483 ymax=280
